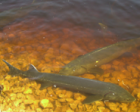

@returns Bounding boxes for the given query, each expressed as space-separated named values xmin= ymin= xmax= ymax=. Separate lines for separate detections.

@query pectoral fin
xmin=82 ymin=94 xmax=103 ymax=104
xmin=87 ymin=67 xmax=104 ymax=75
xmin=40 ymin=82 xmax=52 ymax=90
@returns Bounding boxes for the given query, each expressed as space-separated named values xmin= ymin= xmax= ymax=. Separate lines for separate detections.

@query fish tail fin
xmin=2 ymin=59 xmax=22 ymax=76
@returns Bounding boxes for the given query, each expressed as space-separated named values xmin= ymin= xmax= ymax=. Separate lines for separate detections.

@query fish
xmin=99 ymin=23 xmax=108 ymax=30
xmin=59 ymin=37 xmax=140 ymax=76
xmin=3 ymin=59 xmax=135 ymax=104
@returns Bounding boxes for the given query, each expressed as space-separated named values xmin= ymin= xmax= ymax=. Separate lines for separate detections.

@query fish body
xmin=3 ymin=60 xmax=135 ymax=104
xmin=59 ymin=37 xmax=140 ymax=76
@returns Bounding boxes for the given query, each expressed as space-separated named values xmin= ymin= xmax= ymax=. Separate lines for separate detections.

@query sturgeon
xmin=59 ymin=37 xmax=140 ymax=76
xmin=3 ymin=60 xmax=135 ymax=104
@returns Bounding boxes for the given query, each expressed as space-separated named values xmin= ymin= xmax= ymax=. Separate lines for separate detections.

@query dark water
xmin=0 ymin=0 xmax=140 ymax=40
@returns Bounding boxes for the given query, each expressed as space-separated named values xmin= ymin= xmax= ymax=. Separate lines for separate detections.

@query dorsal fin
xmin=28 ymin=64 xmax=38 ymax=72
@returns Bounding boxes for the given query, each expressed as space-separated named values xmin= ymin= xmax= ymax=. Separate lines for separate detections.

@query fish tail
xmin=2 ymin=59 xmax=22 ymax=76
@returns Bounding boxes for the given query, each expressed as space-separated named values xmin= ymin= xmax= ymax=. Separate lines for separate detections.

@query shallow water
xmin=0 ymin=0 xmax=140 ymax=112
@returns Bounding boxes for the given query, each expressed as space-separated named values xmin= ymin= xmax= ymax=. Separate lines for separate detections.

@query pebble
xmin=40 ymin=99 xmax=53 ymax=108
xmin=14 ymin=100 xmax=23 ymax=107
xmin=24 ymin=100 xmax=34 ymax=105
xmin=24 ymin=88 xmax=33 ymax=94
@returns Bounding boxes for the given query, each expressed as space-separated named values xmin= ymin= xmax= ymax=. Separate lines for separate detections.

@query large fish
xmin=59 ymin=37 xmax=140 ymax=76
xmin=3 ymin=60 xmax=135 ymax=104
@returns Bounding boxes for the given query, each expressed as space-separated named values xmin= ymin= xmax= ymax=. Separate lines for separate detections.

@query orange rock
xmin=8 ymin=33 xmax=15 ymax=38
xmin=44 ymin=53 xmax=54 ymax=58
xmin=95 ymin=74 xmax=101 ymax=79
xmin=13 ymin=46 xmax=21 ymax=52
xmin=98 ymin=106 xmax=107 ymax=112
xmin=0 ymin=32 xmax=3 ymax=41
xmin=100 ymin=64 xmax=111 ymax=70
xmin=106 ymin=64 xmax=112 ymax=69
xmin=16 ymin=93 xmax=25 ymax=99
xmin=132 ymin=88 xmax=140 ymax=98
xmin=55 ymin=89 xmax=62 ymax=95
xmin=36 ymin=108 xmax=42 ymax=112
xmin=36 ymin=45 xmax=44 ymax=52
xmin=60 ymin=43 xmax=71 ymax=51
xmin=74 ymin=93 xmax=82 ymax=101
xmin=51 ymin=42 xmax=60 ymax=49
xmin=104 ymin=78 xmax=111 ymax=82
xmin=137 ymin=93 xmax=140 ymax=99
xmin=55 ymin=100 xmax=62 ymax=107
xmin=132 ymin=79 xmax=138 ymax=83
xmin=10 ymin=93 xmax=17 ymax=100
xmin=110 ymin=77 xmax=118 ymax=84
xmin=65 ymin=91 xmax=73 ymax=98
xmin=119 ymin=103 xmax=128 ymax=111
xmin=123 ymin=71 xmax=132 ymax=79
xmin=100 ymin=65 xmax=108 ymax=70
xmin=98 ymin=75 xmax=104 ymax=81
xmin=112 ymin=65 xmax=119 ymax=70
xmin=120 ymin=79 xmax=130 ymax=88
xmin=111 ymin=71 xmax=121 ymax=77
xmin=107 ymin=102 xmax=120 ymax=111
xmin=47 ymin=48 xmax=54 ymax=54
xmin=66 ymin=97 xmax=74 ymax=103
xmin=26 ymin=95 xmax=35 ymax=100
xmin=40 ymin=99 xmax=52 ymax=108
xmin=69 ymin=103 xmax=78 ymax=110
xmin=118 ymin=73 xmax=126 ymax=79
xmin=95 ymin=101 xmax=105 ymax=107
xmin=82 ymin=74 xmax=96 ymax=79
xmin=132 ymin=71 xmax=139 ymax=78
xmin=58 ymin=93 xmax=65 ymax=98
xmin=129 ymin=102 xmax=137 ymax=108
xmin=53 ymin=49 xmax=60 ymax=56
xmin=26 ymin=45 xmax=32 ymax=51
xmin=61 ymin=105 xmax=69 ymax=112
xmin=88 ymin=40 xmax=96 ymax=50
xmin=14 ymin=100 xmax=23 ymax=107
xmin=54 ymin=107 xmax=62 ymax=112
xmin=103 ymin=73 xmax=110 ymax=77
xmin=58 ymin=98 xmax=66 ymax=103
xmin=71 ymin=42 xmax=85 ymax=54
xmin=112 ymin=60 xmax=120 ymax=65
xmin=44 ymin=57 xmax=51 ymax=62
xmin=24 ymin=88 xmax=33 ymax=94
xmin=24 ymin=100 xmax=34 ymax=105
xmin=128 ymin=108 xmax=137 ymax=112
xmin=136 ymin=65 xmax=140 ymax=70
xmin=127 ymin=66 xmax=136 ymax=72
xmin=0 ymin=55 xmax=4 ymax=59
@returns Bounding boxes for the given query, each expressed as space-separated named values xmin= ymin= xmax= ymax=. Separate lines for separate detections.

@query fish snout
xmin=126 ymin=96 xmax=136 ymax=102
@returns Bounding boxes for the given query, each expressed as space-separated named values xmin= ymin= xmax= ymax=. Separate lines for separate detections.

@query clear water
xmin=0 ymin=0 xmax=140 ymax=111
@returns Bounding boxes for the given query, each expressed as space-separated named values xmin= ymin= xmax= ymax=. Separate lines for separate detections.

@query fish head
xmin=104 ymin=85 xmax=136 ymax=102
xmin=59 ymin=65 xmax=86 ymax=76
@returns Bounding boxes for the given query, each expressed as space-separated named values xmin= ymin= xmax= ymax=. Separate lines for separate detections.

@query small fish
xmin=99 ymin=23 xmax=108 ymax=30
xmin=59 ymin=37 xmax=140 ymax=76
xmin=3 ymin=60 xmax=135 ymax=104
